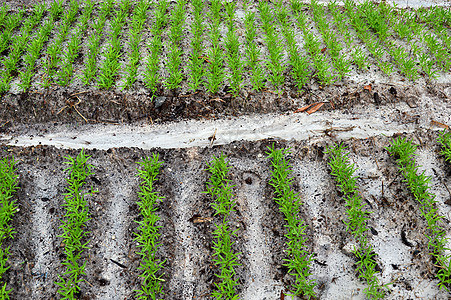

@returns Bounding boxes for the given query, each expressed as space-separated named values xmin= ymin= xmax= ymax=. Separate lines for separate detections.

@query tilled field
xmin=1 ymin=0 xmax=451 ymax=300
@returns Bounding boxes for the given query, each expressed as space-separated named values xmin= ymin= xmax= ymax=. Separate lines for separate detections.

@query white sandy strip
xmin=2 ymin=106 xmax=440 ymax=150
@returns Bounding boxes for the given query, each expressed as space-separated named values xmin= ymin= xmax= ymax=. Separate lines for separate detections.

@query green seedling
xmin=387 ymin=137 xmax=451 ymax=291
xmin=224 ymin=1 xmax=243 ymax=97
xmin=122 ymin=0 xmax=150 ymax=90
xmin=81 ymin=0 xmax=114 ymax=85
xmin=165 ymin=0 xmax=187 ymax=90
xmin=41 ymin=0 xmax=80 ymax=87
xmin=58 ymin=0 xmax=95 ymax=86
xmin=144 ymin=0 xmax=169 ymax=96
xmin=266 ymin=145 xmax=316 ymax=298
xmin=326 ymin=143 xmax=386 ymax=299
xmin=259 ymin=0 xmax=285 ymax=91
xmin=438 ymin=130 xmax=451 ymax=164
xmin=0 ymin=3 xmax=45 ymax=93
xmin=0 ymin=157 xmax=19 ymax=299
xmin=97 ymin=0 xmax=131 ymax=89
xmin=56 ymin=149 xmax=95 ymax=299
xmin=205 ymin=154 xmax=240 ymax=300
xmin=134 ymin=154 xmax=166 ymax=300
xmin=187 ymin=0 xmax=205 ymax=91
xmin=205 ymin=0 xmax=225 ymax=94
xmin=243 ymin=10 xmax=265 ymax=91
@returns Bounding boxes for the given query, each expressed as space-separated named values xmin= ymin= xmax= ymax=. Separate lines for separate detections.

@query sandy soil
xmin=1 ymin=0 xmax=451 ymax=299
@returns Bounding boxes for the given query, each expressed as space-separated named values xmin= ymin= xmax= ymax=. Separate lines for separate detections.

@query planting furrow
xmin=0 ymin=3 xmax=45 ymax=93
xmin=243 ymin=6 xmax=265 ymax=92
xmin=258 ymin=0 xmax=286 ymax=91
xmin=266 ymin=145 xmax=316 ymax=298
xmin=56 ymin=0 xmax=94 ymax=86
xmin=274 ymin=0 xmax=310 ymax=91
xmin=438 ymin=130 xmax=451 ymax=163
xmin=134 ymin=154 xmax=166 ymax=299
xmin=56 ymin=149 xmax=95 ymax=299
xmin=97 ymin=0 xmax=131 ymax=89
xmin=387 ymin=137 xmax=451 ymax=291
xmin=40 ymin=0 xmax=79 ymax=88
xmin=165 ymin=0 xmax=187 ymax=90
xmin=17 ymin=1 xmax=63 ymax=91
xmin=326 ymin=143 xmax=386 ymax=299
xmin=143 ymin=0 xmax=169 ymax=96
xmin=121 ymin=0 xmax=150 ymax=90
xmin=0 ymin=157 xmax=19 ymax=299
xmin=205 ymin=0 xmax=225 ymax=94
xmin=81 ymin=0 xmax=114 ymax=85
xmin=186 ymin=0 xmax=205 ymax=92
xmin=234 ymin=164 xmax=281 ymax=298
xmin=205 ymin=154 xmax=241 ymax=299
xmin=291 ymin=0 xmax=337 ymax=86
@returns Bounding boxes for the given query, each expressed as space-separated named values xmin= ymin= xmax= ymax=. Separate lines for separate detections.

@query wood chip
xmin=306 ymin=102 xmax=325 ymax=114
xmin=431 ymin=120 xmax=449 ymax=130
xmin=294 ymin=103 xmax=314 ymax=113
xmin=364 ymin=84 xmax=372 ymax=92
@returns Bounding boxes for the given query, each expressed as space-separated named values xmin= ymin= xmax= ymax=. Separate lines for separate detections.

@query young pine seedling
xmin=134 ymin=154 xmax=166 ymax=300
xmin=387 ymin=137 xmax=451 ymax=291
xmin=438 ymin=130 xmax=451 ymax=164
xmin=0 ymin=157 xmax=19 ymax=299
xmin=243 ymin=10 xmax=265 ymax=92
xmin=56 ymin=149 xmax=95 ymax=299
xmin=187 ymin=0 xmax=205 ymax=91
xmin=205 ymin=154 xmax=240 ymax=300
xmin=326 ymin=143 xmax=386 ymax=299
xmin=266 ymin=145 xmax=316 ymax=298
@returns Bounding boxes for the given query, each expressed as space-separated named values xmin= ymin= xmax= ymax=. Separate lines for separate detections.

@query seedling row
xmin=0 ymin=0 xmax=450 ymax=96
xmin=1 ymin=130 xmax=451 ymax=299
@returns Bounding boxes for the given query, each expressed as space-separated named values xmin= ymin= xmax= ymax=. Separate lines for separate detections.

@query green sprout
xmin=187 ymin=0 xmax=205 ymax=91
xmin=97 ymin=0 xmax=131 ymax=89
xmin=134 ymin=154 xmax=166 ymax=300
xmin=387 ymin=137 xmax=451 ymax=291
xmin=165 ymin=0 xmax=187 ymax=90
xmin=266 ymin=145 xmax=316 ymax=298
xmin=41 ymin=0 xmax=79 ymax=88
xmin=144 ymin=0 xmax=169 ymax=96
xmin=326 ymin=143 xmax=386 ymax=299
xmin=205 ymin=0 xmax=225 ymax=94
xmin=56 ymin=149 xmax=95 ymax=299
xmin=0 ymin=157 xmax=19 ymax=300
xmin=205 ymin=154 xmax=240 ymax=300
xmin=259 ymin=0 xmax=285 ymax=91
xmin=81 ymin=0 xmax=114 ymax=85
xmin=438 ymin=130 xmax=451 ymax=164
xmin=243 ymin=9 xmax=265 ymax=92
xmin=122 ymin=0 xmax=150 ymax=90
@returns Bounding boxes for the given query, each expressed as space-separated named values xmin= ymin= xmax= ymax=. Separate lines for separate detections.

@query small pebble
xmin=112 ymin=235 xmax=116 ymax=240
xmin=257 ymin=153 xmax=262 ymax=158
